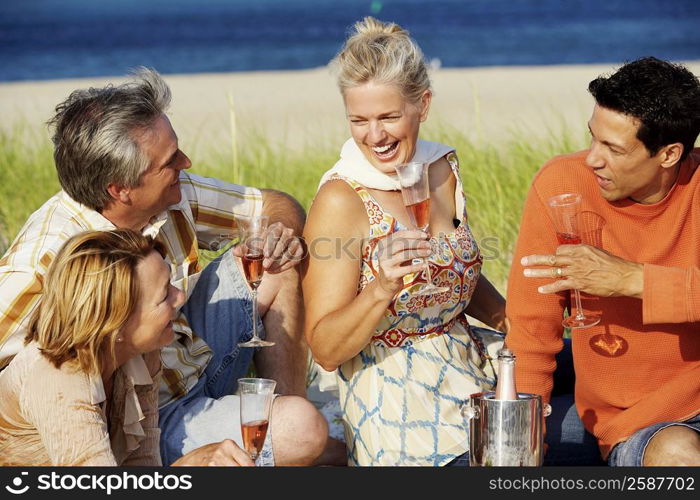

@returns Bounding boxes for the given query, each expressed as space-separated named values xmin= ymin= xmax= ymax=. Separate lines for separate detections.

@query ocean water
xmin=0 ymin=0 xmax=698 ymax=81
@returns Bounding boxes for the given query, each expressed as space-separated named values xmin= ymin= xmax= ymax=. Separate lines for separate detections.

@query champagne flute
xmin=237 ymin=215 xmax=275 ymax=347
xmin=238 ymin=377 xmax=276 ymax=464
xmin=394 ymin=161 xmax=449 ymax=295
xmin=547 ymin=193 xmax=601 ymax=329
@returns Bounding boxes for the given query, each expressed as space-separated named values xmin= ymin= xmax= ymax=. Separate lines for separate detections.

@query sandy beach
xmin=3 ymin=61 xmax=699 ymax=153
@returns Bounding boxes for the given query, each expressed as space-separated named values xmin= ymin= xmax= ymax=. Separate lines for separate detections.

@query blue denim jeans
xmin=158 ymin=251 xmax=274 ymax=466
xmin=543 ymin=338 xmax=605 ymax=466
xmin=607 ymin=414 xmax=700 ymax=466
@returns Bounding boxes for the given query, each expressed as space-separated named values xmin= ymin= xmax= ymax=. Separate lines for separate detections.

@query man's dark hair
xmin=588 ymin=57 xmax=700 ymax=161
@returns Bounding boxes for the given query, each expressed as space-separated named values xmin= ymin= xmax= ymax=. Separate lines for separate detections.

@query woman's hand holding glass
xmin=374 ymin=229 xmax=432 ymax=299
xmin=394 ymin=161 xmax=449 ymax=295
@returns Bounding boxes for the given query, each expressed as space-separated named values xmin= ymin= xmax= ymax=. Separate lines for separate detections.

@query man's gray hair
xmin=48 ymin=68 xmax=172 ymax=211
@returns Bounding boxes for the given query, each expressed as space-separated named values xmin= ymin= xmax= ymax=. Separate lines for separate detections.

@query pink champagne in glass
xmin=406 ymin=198 xmax=431 ymax=230
xmin=241 ymin=419 xmax=269 ymax=458
xmin=242 ymin=254 xmax=264 ymax=288
xmin=238 ymin=377 xmax=276 ymax=465
xmin=556 ymin=233 xmax=582 ymax=245
xmin=394 ymin=161 xmax=449 ymax=295
xmin=237 ymin=215 xmax=275 ymax=347
xmin=548 ymin=193 xmax=601 ymax=329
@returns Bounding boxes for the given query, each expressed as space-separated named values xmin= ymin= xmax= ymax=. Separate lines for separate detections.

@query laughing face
xmin=343 ymin=82 xmax=431 ymax=174
xmin=121 ymin=250 xmax=186 ymax=355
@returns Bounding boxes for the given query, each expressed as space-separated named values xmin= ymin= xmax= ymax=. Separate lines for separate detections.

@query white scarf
xmin=318 ymin=138 xmax=455 ymax=191
xmin=313 ymin=137 xmax=461 ymax=391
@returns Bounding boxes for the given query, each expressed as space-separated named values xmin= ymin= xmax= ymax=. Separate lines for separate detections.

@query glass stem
xmin=572 ymin=289 xmax=586 ymax=320
xmin=421 ymin=227 xmax=434 ymax=285
xmin=251 ymin=287 xmax=259 ymax=340
xmin=423 ymin=258 xmax=434 ymax=284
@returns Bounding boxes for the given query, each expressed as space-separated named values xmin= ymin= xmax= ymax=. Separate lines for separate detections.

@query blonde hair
xmin=26 ymin=229 xmax=164 ymax=374
xmin=333 ymin=16 xmax=431 ymax=104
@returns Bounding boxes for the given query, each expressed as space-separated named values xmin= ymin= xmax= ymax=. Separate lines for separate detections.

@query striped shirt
xmin=0 ymin=171 xmax=262 ymax=407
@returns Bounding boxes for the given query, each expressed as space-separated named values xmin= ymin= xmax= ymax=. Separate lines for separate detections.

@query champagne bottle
xmin=494 ymin=347 xmax=518 ymax=400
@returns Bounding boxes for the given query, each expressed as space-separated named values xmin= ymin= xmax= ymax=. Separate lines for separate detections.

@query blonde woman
xmin=0 ymin=230 xmax=252 ymax=466
xmin=303 ymin=17 xmax=507 ymax=466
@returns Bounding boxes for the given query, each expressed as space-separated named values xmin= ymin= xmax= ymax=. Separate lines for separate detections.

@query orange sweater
xmin=506 ymin=149 xmax=700 ymax=459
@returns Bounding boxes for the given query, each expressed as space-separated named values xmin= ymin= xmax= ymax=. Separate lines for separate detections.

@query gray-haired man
xmin=0 ymin=69 xmax=328 ymax=465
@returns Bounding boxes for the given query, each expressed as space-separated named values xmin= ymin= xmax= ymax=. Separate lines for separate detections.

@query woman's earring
xmin=116 ymin=336 xmax=123 ymax=343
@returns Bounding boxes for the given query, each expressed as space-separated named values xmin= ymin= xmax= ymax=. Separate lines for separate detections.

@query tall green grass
xmin=0 ymin=126 xmax=58 ymax=251
xmin=0 ymin=121 xmax=586 ymax=291
xmin=422 ymin=122 xmax=586 ymax=288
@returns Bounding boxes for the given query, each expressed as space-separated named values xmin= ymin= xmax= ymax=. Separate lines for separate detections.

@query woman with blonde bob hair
xmin=304 ymin=17 xmax=507 ymax=466
xmin=0 ymin=229 xmax=186 ymax=465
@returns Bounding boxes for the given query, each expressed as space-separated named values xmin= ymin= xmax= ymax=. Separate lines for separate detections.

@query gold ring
xmin=556 ymin=267 xmax=563 ymax=278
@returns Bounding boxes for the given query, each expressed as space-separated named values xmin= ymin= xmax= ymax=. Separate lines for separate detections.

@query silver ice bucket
xmin=461 ymin=392 xmax=551 ymax=466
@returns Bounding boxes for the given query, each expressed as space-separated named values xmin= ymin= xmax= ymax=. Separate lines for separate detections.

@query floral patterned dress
xmin=333 ymin=153 xmax=499 ymax=466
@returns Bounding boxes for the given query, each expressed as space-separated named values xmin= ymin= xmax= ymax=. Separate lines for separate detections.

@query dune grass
xmin=0 ymin=126 xmax=58 ymax=251
xmin=0 ymin=121 xmax=586 ymax=291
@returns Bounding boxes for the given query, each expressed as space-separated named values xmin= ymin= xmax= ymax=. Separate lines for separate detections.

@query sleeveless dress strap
xmin=327 ymin=174 xmax=396 ymax=238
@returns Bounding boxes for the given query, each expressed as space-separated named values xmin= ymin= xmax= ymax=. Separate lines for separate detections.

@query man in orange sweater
xmin=507 ymin=57 xmax=700 ymax=466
